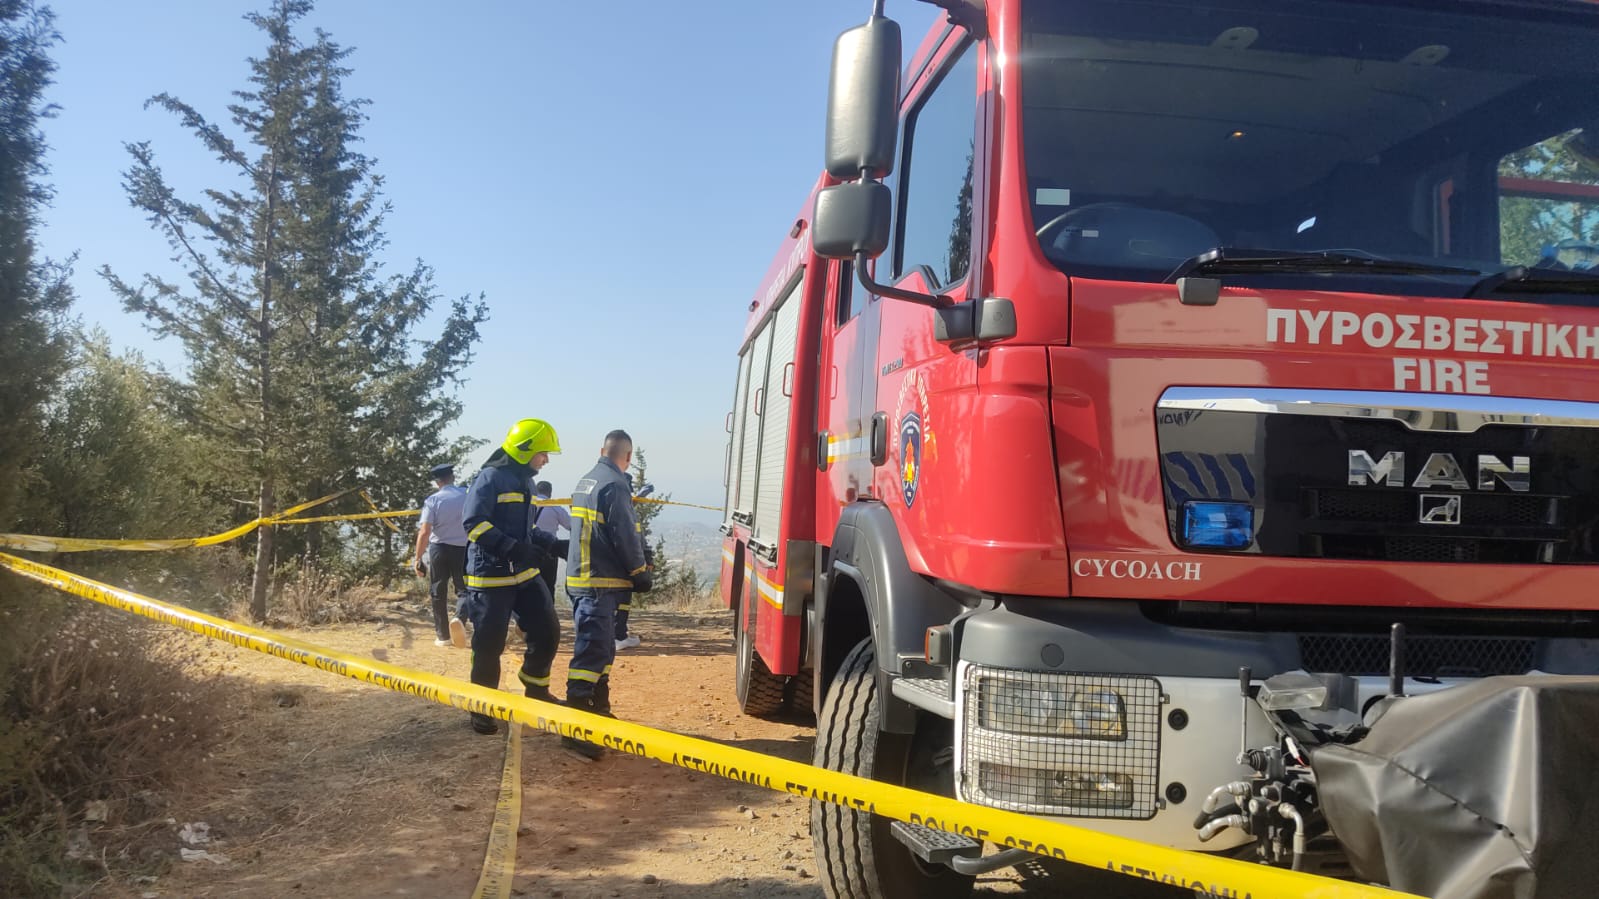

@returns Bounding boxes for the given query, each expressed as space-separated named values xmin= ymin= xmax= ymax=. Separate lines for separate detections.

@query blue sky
xmin=38 ymin=0 xmax=941 ymax=520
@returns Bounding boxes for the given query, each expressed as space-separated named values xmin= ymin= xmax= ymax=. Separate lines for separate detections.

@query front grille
xmin=1385 ymin=537 xmax=1480 ymax=563
xmin=1307 ymin=488 xmax=1562 ymax=563
xmin=1300 ymin=634 xmax=1538 ymax=677
xmin=959 ymin=668 xmax=1161 ymax=820
xmin=1156 ymin=405 xmax=1599 ymax=564
xmin=1313 ymin=489 xmax=1555 ymax=526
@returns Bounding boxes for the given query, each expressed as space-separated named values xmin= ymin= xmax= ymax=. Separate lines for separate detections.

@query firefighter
xmin=461 ymin=418 xmax=564 ymax=735
xmin=562 ymin=429 xmax=652 ymax=759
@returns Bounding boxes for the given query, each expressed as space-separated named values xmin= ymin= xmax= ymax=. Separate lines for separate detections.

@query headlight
xmin=1067 ymin=688 xmax=1127 ymax=739
xmin=960 ymin=667 xmax=1162 ymax=820
xmin=977 ymin=677 xmax=1127 ymax=740
xmin=979 ymin=764 xmax=1135 ymax=810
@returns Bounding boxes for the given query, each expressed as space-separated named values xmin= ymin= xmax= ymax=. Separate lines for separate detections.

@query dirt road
xmin=115 ymin=600 xmax=1158 ymax=899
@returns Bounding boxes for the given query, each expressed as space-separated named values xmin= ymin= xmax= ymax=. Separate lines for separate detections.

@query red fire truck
xmin=720 ymin=1 xmax=1599 ymax=896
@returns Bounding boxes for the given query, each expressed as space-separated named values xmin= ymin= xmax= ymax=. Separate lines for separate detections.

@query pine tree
xmin=0 ymin=1 xmax=73 ymax=525
xmin=105 ymin=0 xmax=486 ymax=619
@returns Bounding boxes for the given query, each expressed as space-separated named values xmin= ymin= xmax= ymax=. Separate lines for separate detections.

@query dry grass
xmin=238 ymin=562 xmax=387 ymax=627
xmin=657 ymin=586 xmax=724 ymax=612
xmin=0 ymin=592 xmax=229 ymax=896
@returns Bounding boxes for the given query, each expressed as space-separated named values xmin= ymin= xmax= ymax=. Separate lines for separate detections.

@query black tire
xmin=734 ymin=586 xmax=787 ymax=718
xmin=811 ymin=638 xmax=974 ymax=899
xmin=787 ymin=665 xmax=816 ymax=721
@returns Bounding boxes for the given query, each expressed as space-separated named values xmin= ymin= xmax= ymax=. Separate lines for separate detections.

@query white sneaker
xmin=449 ymin=617 xmax=467 ymax=648
xmin=434 ymin=638 xmax=451 ymax=647
xmin=615 ymin=634 xmax=642 ymax=650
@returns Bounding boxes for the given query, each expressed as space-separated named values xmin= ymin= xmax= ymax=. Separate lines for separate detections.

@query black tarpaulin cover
xmin=1312 ymin=676 xmax=1599 ymax=899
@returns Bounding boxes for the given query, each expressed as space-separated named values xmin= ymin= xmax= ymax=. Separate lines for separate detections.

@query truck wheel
xmin=812 ymin=638 xmax=974 ymax=899
xmin=734 ymin=589 xmax=787 ymax=718
xmin=787 ymin=666 xmax=816 ymax=721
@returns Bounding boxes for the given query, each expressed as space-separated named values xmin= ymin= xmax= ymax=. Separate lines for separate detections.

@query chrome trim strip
xmin=1157 ymin=387 xmax=1599 ymax=433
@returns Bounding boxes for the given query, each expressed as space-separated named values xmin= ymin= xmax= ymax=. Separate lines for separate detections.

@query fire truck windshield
xmin=1019 ymin=0 xmax=1599 ymax=299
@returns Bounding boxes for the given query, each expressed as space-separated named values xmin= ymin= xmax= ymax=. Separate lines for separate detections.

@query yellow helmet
xmin=502 ymin=418 xmax=560 ymax=464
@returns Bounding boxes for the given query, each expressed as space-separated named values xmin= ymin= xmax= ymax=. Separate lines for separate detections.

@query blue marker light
xmin=1182 ymin=501 xmax=1254 ymax=549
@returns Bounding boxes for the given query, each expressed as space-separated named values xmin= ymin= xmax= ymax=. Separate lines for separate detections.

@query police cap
xmin=429 ymin=463 xmax=455 ymax=480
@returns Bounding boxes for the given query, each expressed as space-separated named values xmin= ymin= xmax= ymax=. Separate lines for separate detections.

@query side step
xmin=890 ymin=820 xmax=982 ymax=865
xmin=891 ymin=676 xmax=955 ymax=718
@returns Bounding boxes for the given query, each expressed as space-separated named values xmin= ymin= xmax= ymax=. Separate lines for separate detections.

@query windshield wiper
xmin=1165 ymin=248 xmax=1480 ymax=284
xmin=1466 ymin=266 xmax=1599 ymax=299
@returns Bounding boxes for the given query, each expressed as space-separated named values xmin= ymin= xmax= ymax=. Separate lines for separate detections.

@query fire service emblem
xmin=899 ymin=412 xmax=922 ymax=507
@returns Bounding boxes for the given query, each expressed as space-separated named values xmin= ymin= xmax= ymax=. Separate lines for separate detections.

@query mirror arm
xmin=916 ymin=0 xmax=987 ymax=37
xmin=854 ymin=251 xmax=952 ymax=308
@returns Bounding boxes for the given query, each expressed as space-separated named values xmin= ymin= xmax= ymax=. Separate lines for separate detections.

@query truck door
xmin=868 ymin=38 xmax=981 ymax=545
xmin=820 ymin=259 xmax=879 ymax=516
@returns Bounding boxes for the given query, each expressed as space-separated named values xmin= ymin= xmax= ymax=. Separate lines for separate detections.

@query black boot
xmin=559 ymin=734 xmax=602 ymax=760
xmin=592 ymin=680 xmax=614 ymax=717
xmin=561 ymin=691 xmax=605 ymax=761
xmin=524 ymin=684 xmax=553 ymax=703
xmin=470 ymin=713 xmax=499 ymax=735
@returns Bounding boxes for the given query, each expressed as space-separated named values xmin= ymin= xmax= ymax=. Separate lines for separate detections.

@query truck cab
xmin=722 ymin=1 xmax=1599 ymax=896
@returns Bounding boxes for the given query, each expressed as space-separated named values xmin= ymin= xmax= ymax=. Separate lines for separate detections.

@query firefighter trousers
xmin=466 ymin=577 xmax=559 ymax=697
xmin=566 ymin=588 xmax=624 ymax=704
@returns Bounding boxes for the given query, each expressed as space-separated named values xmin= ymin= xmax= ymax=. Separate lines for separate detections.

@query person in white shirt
xmin=531 ymin=481 xmax=571 ymax=603
xmin=413 ymin=463 xmax=469 ymax=647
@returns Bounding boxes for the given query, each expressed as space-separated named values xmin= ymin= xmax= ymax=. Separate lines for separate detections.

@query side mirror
xmin=812 ymin=181 xmax=892 ymax=260
xmin=824 ymin=16 xmax=902 ymax=181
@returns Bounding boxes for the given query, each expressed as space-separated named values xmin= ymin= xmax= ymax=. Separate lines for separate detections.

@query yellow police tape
xmin=272 ymin=509 xmax=419 ymax=526
xmin=360 ymin=489 xmax=402 ymax=535
xmin=534 ymin=495 xmax=725 ymax=513
xmin=0 ymin=550 xmax=1415 ymax=899
xmin=634 ymin=496 xmax=724 ymax=512
xmin=472 ymin=726 xmax=522 ymax=899
xmin=0 ymin=489 xmax=364 ymax=553
xmin=0 ymin=493 xmax=721 ymax=553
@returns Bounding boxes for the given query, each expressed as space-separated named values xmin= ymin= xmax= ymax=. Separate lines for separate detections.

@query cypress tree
xmin=0 ymin=0 xmax=73 ymax=525
xmin=106 ymin=0 xmax=485 ymax=618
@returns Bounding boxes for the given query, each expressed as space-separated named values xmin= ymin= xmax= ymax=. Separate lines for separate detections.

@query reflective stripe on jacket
xmin=463 ymin=450 xmax=540 ymax=589
xmin=565 ymin=457 xmax=647 ymax=592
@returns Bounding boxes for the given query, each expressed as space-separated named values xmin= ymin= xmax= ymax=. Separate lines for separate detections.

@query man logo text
xmin=1347 ymin=451 xmax=1530 ymax=492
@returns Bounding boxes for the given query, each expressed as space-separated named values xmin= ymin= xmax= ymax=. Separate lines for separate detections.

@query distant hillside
xmin=651 ymin=519 xmax=724 ymax=584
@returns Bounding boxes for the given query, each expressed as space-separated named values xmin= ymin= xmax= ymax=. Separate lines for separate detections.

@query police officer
xmin=413 ymin=463 xmax=469 ymax=647
xmin=461 ymin=418 xmax=565 ymax=735
xmin=563 ymin=429 xmax=652 ymax=758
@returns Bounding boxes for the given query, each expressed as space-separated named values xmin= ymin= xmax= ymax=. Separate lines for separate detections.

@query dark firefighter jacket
xmin=565 ymin=456 xmax=648 ymax=592
xmin=464 ymin=449 xmax=556 ymax=589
